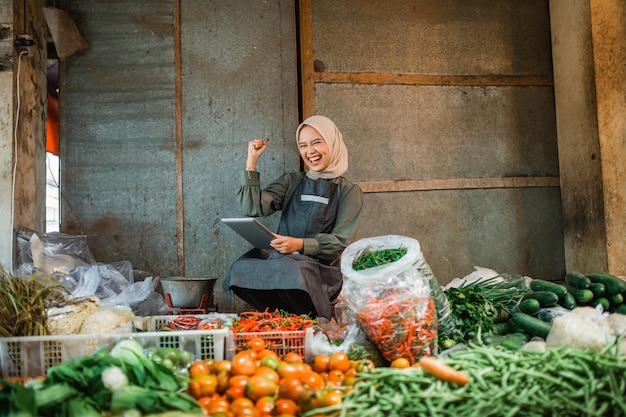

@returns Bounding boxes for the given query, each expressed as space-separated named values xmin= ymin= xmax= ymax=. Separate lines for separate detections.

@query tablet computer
xmin=221 ymin=217 xmax=276 ymax=249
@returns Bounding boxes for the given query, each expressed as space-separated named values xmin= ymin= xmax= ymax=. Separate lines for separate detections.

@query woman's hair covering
xmin=296 ymin=115 xmax=349 ymax=180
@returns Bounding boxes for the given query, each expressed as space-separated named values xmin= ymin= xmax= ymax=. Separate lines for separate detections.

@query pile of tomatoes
xmin=186 ymin=337 xmax=375 ymax=416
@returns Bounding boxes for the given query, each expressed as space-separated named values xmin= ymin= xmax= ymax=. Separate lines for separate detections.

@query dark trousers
xmin=230 ymin=286 xmax=318 ymax=317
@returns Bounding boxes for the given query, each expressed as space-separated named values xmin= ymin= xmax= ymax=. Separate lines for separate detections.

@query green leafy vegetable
xmin=444 ymin=276 xmax=528 ymax=343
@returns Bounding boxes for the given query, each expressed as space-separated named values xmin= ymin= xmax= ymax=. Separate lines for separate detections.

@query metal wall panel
xmin=308 ymin=0 xmax=564 ymax=282
xmin=60 ymin=1 xmax=298 ymax=311
xmin=61 ymin=0 xmax=179 ymax=274
xmin=312 ymin=0 xmax=553 ymax=76
xmin=179 ymin=1 xmax=298 ymax=310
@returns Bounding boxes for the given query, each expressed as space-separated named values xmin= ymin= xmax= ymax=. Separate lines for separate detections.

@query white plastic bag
xmin=340 ymin=235 xmax=439 ymax=363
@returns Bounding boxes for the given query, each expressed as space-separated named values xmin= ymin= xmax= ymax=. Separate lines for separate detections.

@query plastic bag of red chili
xmin=341 ymin=235 xmax=440 ymax=364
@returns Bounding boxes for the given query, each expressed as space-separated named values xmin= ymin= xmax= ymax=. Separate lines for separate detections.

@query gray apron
xmin=223 ymin=177 xmax=342 ymax=319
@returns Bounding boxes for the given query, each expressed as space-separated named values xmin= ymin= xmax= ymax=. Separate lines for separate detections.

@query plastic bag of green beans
xmin=341 ymin=235 xmax=454 ymax=362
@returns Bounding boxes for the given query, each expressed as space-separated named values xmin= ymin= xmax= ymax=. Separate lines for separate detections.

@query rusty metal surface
xmin=60 ymin=0 xmax=179 ymax=274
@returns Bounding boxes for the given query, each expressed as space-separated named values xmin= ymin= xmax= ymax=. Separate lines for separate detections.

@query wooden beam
xmin=174 ymin=0 xmax=185 ymax=276
xmin=298 ymin=0 xmax=315 ymax=119
xmin=13 ymin=0 xmax=47 ymax=235
xmin=315 ymin=71 xmax=554 ymax=87
xmin=357 ymin=176 xmax=560 ymax=193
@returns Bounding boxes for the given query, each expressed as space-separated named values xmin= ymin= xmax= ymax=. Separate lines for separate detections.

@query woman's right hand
xmin=246 ymin=138 xmax=268 ymax=170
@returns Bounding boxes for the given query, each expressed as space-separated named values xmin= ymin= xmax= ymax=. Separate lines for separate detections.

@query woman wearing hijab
xmin=222 ymin=115 xmax=364 ymax=319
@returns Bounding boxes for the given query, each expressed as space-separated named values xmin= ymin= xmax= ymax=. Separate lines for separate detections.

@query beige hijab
xmin=296 ymin=115 xmax=348 ymax=180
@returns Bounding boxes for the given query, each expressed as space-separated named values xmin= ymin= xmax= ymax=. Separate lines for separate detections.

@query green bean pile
xmin=351 ymin=247 xmax=408 ymax=271
xmin=304 ymin=343 xmax=626 ymax=417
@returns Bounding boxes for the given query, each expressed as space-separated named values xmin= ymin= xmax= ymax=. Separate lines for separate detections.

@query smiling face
xmin=298 ymin=125 xmax=331 ymax=173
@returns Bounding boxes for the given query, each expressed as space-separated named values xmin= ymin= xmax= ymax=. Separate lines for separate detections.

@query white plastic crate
xmin=227 ymin=327 xmax=314 ymax=360
xmin=0 ymin=328 xmax=228 ymax=379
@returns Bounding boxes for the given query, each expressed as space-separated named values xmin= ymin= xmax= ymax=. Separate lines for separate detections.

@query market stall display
xmin=2 ymin=233 xmax=626 ymax=416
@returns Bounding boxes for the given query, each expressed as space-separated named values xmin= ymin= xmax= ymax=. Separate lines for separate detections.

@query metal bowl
xmin=160 ymin=277 xmax=217 ymax=308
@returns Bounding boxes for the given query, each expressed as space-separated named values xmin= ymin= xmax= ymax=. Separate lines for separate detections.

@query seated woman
xmin=222 ymin=115 xmax=364 ymax=319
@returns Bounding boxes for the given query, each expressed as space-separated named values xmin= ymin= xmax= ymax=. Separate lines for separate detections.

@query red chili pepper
xmin=356 ymin=294 xmax=437 ymax=364
xmin=170 ymin=315 xmax=201 ymax=330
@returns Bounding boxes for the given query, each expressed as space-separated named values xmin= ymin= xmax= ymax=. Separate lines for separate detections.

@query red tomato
xmin=273 ymin=398 xmax=299 ymax=416
xmin=255 ymin=395 xmax=275 ymax=415
xmin=189 ymin=360 xmax=210 ymax=378
xmin=247 ymin=337 xmax=266 ymax=353
xmin=230 ymin=397 xmax=256 ymax=414
xmin=188 ymin=373 xmax=218 ymax=399
xmin=329 ymin=352 xmax=350 ymax=372
xmin=245 ymin=375 xmax=278 ymax=401
xmin=278 ymin=376 xmax=304 ymax=401
xmin=232 ymin=352 xmax=257 ymax=376
xmin=300 ymin=371 xmax=324 ymax=390
xmin=276 ymin=362 xmax=301 ymax=379
xmin=282 ymin=352 xmax=303 ymax=364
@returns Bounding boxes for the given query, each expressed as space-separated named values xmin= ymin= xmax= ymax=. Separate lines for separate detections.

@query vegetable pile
xmin=441 ymin=275 xmax=528 ymax=347
xmin=0 ymin=339 xmax=199 ymax=416
xmin=231 ymin=309 xmax=318 ymax=333
xmin=355 ymin=296 xmax=437 ymax=364
xmin=499 ymin=271 xmax=626 ymax=342
xmin=309 ymin=342 xmax=626 ymax=417
xmin=351 ymin=247 xmax=407 ymax=271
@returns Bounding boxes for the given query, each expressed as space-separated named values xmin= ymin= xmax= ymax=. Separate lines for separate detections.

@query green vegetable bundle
xmin=443 ymin=276 xmax=528 ymax=344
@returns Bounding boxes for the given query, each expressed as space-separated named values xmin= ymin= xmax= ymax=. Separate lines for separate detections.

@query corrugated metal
xmin=179 ymin=0 xmax=298 ymax=311
xmin=60 ymin=1 xmax=298 ymax=311
xmin=60 ymin=0 xmax=179 ymax=274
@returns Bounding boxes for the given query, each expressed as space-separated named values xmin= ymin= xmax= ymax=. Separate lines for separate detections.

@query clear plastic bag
xmin=342 ymin=235 xmax=455 ymax=337
xmin=341 ymin=235 xmax=439 ymax=363
xmin=307 ymin=323 xmax=386 ymax=367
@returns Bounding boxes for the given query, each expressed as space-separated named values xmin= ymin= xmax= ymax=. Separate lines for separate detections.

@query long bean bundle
xmin=0 ymin=268 xmax=67 ymax=336
xmin=304 ymin=343 xmax=626 ymax=417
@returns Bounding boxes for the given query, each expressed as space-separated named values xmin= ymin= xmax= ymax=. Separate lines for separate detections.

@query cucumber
xmin=609 ymin=293 xmax=623 ymax=306
xmin=564 ymin=271 xmax=592 ymax=289
xmin=560 ymin=292 xmax=577 ymax=310
xmin=564 ymin=285 xmax=594 ymax=304
xmin=589 ymin=282 xmax=606 ymax=297
xmin=592 ymin=297 xmax=610 ymax=311
xmin=510 ymin=312 xmax=552 ymax=339
xmin=518 ymin=298 xmax=541 ymax=315
xmin=614 ymin=304 xmax=626 ymax=315
xmin=586 ymin=273 xmax=626 ymax=295
xmin=529 ymin=279 xmax=568 ymax=297
xmin=500 ymin=339 xmax=525 ymax=351
xmin=522 ymin=291 xmax=559 ymax=307
xmin=507 ymin=332 xmax=530 ymax=343
xmin=482 ymin=333 xmax=528 ymax=349
xmin=492 ymin=321 xmax=511 ymax=335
